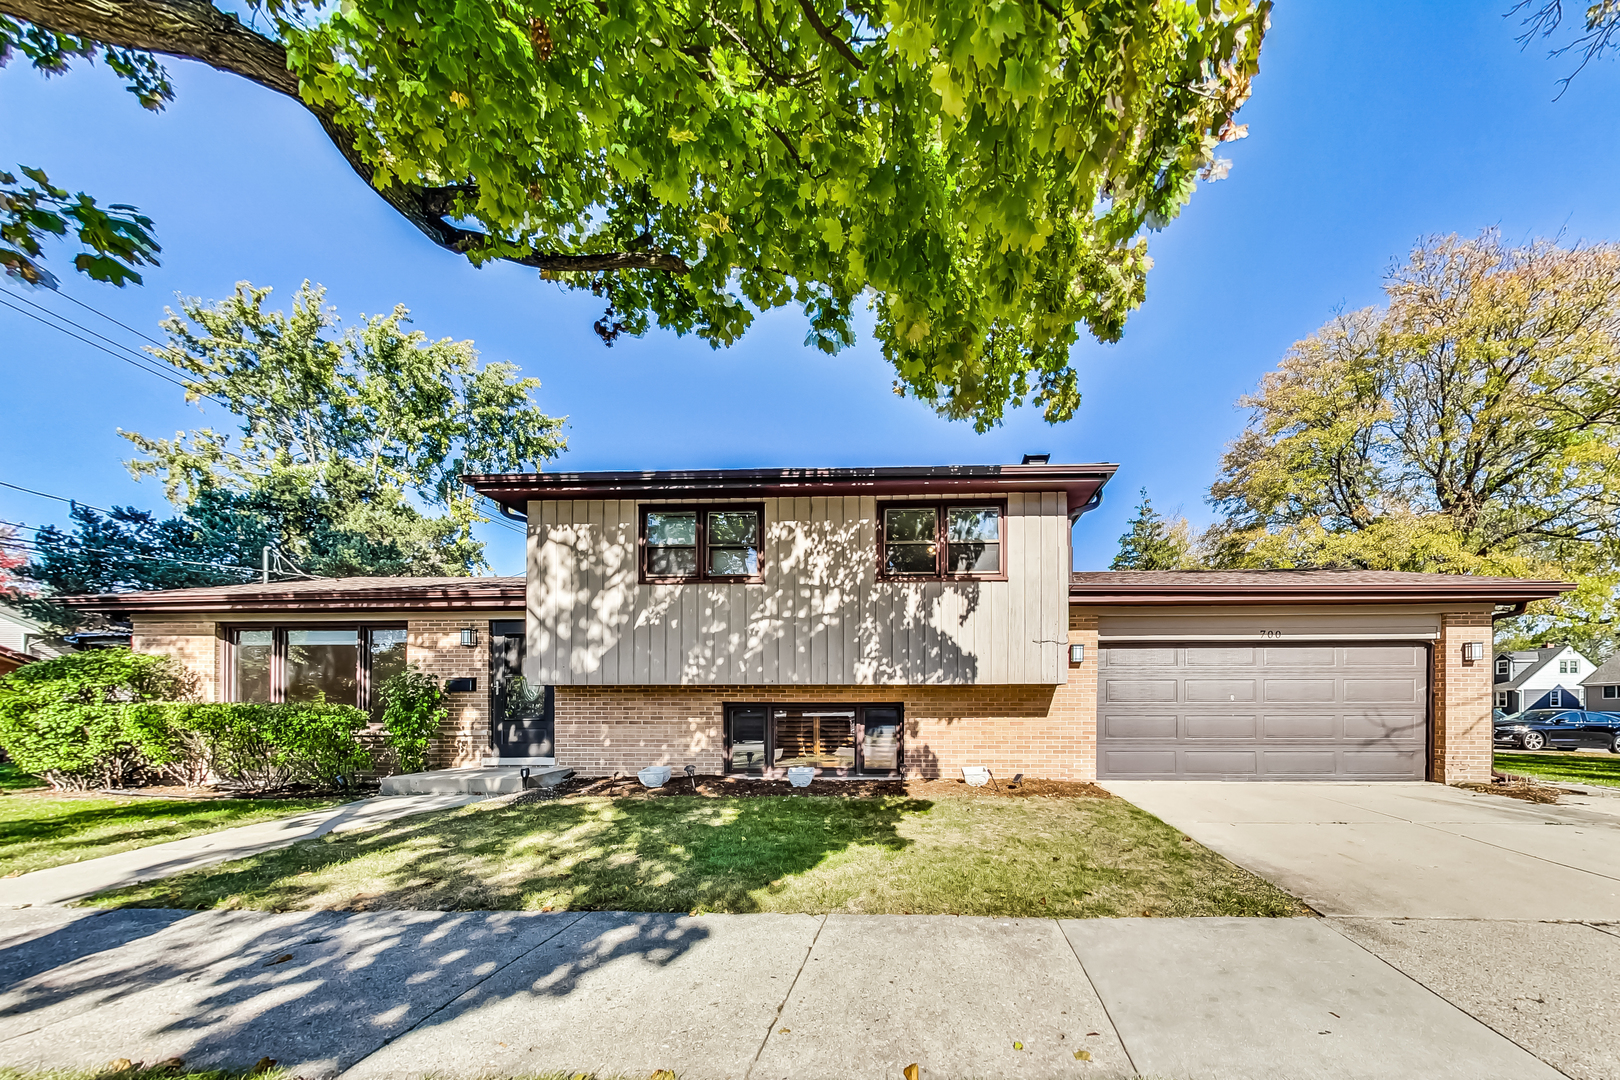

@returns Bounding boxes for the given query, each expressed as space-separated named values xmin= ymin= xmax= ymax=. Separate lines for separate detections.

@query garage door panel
xmin=1261 ymin=750 xmax=1340 ymax=776
xmin=1105 ymin=678 xmax=1179 ymax=703
xmin=1186 ymin=647 xmax=1256 ymax=666
xmin=1102 ymin=713 xmax=1179 ymax=739
xmin=1343 ymin=646 xmax=1422 ymax=667
xmin=1098 ymin=642 xmax=1428 ymax=782
xmin=1263 ymin=678 xmax=1337 ymax=703
xmin=1344 ymin=678 xmax=1420 ymax=704
xmin=1342 ymin=711 xmax=1426 ymax=740
xmin=1186 ymin=679 xmax=1256 ymax=702
xmin=1263 ymin=713 xmax=1338 ymax=739
xmin=1183 ymin=751 xmax=1258 ymax=776
xmin=1263 ymin=646 xmax=1337 ymax=667
xmin=1340 ymin=749 xmax=1425 ymax=776
xmin=1186 ymin=713 xmax=1257 ymax=738
xmin=1106 ymin=647 xmax=1179 ymax=667
xmin=1103 ymin=750 xmax=1178 ymax=777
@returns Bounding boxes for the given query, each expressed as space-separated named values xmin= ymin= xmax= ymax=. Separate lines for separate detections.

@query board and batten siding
xmin=526 ymin=493 xmax=1070 ymax=686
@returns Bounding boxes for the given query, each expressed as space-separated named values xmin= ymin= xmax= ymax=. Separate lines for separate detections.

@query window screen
xmin=946 ymin=507 xmax=1000 ymax=573
xmin=645 ymin=510 xmax=698 ymax=578
xmin=884 ymin=506 xmax=938 ymax=575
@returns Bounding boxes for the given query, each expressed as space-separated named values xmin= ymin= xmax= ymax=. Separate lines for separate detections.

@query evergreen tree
xmin=1112 ymin=490 xmax=1195 ymax=570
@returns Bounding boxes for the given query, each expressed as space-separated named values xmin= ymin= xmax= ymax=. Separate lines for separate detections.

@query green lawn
xmin=1495 ymin=751 xmax=1620 ymax=788
xmin=92 ymin=792 xmax=1305 ymax=918
xmin=0 ymin=792 xmax=348 ymax=878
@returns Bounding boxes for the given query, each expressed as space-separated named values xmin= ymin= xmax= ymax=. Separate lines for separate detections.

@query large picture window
xmin=640 ymin=504 xmax=765 ymax=584
xmin=723 ymin=703 xmax=903 ymax=777
xmin=228 ymin=625 xmax=407 ymax=717
xmin=877 ymin=501 xmax=1005 ymax=579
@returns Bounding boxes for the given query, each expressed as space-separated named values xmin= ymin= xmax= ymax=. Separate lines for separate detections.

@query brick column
xmin=1055 ymin=611 xmax=1100 ymax=780
xmin=131 ymin=617 xmax=221 ymax=700
xmin=407 ymin=618 xmax=492 ymax=769
xmin=1432 ymin=611 xmax=1493 ymax=783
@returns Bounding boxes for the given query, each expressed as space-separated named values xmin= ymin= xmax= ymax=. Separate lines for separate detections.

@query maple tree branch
xmin=0 ymin=0 xmax=690 ymax=274
xmin=794 ymin=0 xmax=864 ymax=70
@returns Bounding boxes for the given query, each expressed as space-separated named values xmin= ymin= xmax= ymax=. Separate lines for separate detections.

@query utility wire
xmin=0 ymin=537 xmax=261 ymax=577
xmin=51 ymin=289 xmax=171 ymax=351
xmin=0 ymin=293 xmax=227 ymax=406
xmin=0 ymin=479 xmax=114 ymax=516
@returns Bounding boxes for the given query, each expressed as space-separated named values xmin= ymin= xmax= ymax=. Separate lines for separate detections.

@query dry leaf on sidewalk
xmin=903 ymin=1065 xmax=920 ymax=1080
xmin=1075 ymin=1050 xmax=1091 ymax=1061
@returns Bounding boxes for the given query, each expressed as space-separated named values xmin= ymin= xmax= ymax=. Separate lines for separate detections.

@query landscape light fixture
xmin=1462 ymin=641 xmax=1485 ymax=662
xmin=1069 ymin=643 xmax=1086 ymax=664
xmin=459 ymin=627 xmax=479 ymax=648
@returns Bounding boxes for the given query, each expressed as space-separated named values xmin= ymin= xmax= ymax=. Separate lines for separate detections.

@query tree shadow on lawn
xmin=93 ymin=795 xmax=933 ymax=915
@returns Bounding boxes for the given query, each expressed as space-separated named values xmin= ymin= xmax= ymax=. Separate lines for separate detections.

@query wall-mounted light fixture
xmin=1069 ymin=643 xmax=1086 ymax=664
xmin=459 ymin=627 xmax=479 ymax=648
xmin=1462 ymin=641 xmax=1485 ymax=662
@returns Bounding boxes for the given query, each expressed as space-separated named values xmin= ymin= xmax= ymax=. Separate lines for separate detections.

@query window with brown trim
xmin=639 ymin=504 xmax=765 ymax=584
xmin=877 ymin=500 xmax=1006 ymax=579
xmin=226 ymin=624 xmax=407 ymax=718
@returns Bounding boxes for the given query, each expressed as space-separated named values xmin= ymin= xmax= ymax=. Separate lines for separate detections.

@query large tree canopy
xmin=1207 ymin=230 xmax=1620 ymax=652
xmin=1 ymin=0 xmax=1268 ymax=428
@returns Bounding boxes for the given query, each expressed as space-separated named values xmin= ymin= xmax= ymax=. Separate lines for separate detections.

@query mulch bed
xmin=529 ymin=773 xmax=1111 ymax=801
xmin=1458 ymin=774 xmax=1561 ymax=804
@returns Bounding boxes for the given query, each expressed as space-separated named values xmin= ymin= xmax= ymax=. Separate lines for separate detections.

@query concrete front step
xmin=379 ymin=766 xmax=574 ymax=796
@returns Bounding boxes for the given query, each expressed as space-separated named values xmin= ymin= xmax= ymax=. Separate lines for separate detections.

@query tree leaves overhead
xmin=1 ymin=0 xmax=1268 ymax=428
xmin=0 ymin=165 xmax=161 ymax=288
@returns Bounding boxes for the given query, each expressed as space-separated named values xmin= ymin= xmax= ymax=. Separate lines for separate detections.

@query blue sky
xmin=3 ymin=2 xmax=1619 ymax=576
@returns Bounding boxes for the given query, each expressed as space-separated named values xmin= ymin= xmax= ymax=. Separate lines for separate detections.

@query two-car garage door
xmin=1097 ymin=643 xmax=1429 ymax=781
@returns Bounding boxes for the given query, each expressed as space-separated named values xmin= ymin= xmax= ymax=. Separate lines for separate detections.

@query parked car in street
xmin=1494 ymin=710 xmax=1620 ymax=752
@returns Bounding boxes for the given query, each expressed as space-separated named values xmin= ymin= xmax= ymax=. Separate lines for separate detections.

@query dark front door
xmin=490 ymin=620 xmax=554 ymax=759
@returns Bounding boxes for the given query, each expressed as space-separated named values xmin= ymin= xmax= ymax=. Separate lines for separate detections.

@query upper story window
xmin=1560 ymin=659 xmax=1579 ymax=674
xmin=640 ymin=504 xmax=764 ymax=584
xmin=1496 ymin=658 xmax=1510 ymax=676
xmin=878 ymin=501 xmax=1005 ymax=579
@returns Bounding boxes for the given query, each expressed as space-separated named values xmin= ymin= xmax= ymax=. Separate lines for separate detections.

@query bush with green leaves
xmin=0 ymin=649 xmax=198 ymax=789
xmin=378 ymin=665 xmax=446 ymax=775
xmin=131 ymin=701 xmax=373 ymax=793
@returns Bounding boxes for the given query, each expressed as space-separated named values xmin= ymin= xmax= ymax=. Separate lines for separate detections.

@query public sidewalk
xmin=0 ymin=794 xmax=483 ymax=908
xmin=0 ymin=908 xmax=1571 ymax=1080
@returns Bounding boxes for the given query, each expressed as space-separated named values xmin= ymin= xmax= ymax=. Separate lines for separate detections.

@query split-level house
xmin=70 ymin=462 xmax=1572 ymax=784
xmin=1492 ymin=644 xmax=1593 ymax=714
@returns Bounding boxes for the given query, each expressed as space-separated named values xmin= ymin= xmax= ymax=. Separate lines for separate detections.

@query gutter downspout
xmin=497 ymin=500 xmax=528 ymax=524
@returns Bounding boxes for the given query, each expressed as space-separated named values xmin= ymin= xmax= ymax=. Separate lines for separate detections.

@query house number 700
xmin=1258 ymin=630 xmax=1283 ymax=638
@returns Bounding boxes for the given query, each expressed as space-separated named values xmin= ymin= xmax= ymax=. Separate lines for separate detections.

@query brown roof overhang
xmin=465 ymin=463 xmax=1119 ymax=512
xmin=59 ymin=579 xmax=526 ymax=615
xmin=1069 ymin=571 xmax=1574 ymax=607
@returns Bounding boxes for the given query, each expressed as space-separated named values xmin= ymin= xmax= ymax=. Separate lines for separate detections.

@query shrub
xmin=378 ymin=665 xmax=445 ymax=775
xmin=139 ymin=701 xmax=373 ymax=793
xmin=0 ymin=650 xmax=198 ymax=789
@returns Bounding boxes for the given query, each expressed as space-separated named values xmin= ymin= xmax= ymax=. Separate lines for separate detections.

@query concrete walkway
xmin=1102 ymin=781 xmax=1620 ymax=1080
xmin=0 ymin=795 xmax=484 ymax=908
xmin=0 ymin=908 xmax=1568 ymax=1080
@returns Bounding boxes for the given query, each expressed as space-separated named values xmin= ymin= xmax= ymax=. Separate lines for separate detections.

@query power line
xmin=0 ymin=293 xmax=226 ymax=405
xmin=0 ymin=536 xmax=261 ymax=577
xmin=52 ymin=289 xmax=171 ymax=351
xmin=0 ymin=479 xmax=114 ymax=516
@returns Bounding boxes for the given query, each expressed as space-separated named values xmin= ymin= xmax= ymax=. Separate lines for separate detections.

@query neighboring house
xmin=68 ymin=462 xmax=1573 ymax=785
xmin=1580 ymin=654 xmax=1620 ymax=712
xmin=0 ymin=604 xmax=67 ymax=661
xmin=1492 ymin=644 xmax=1592 ymax=714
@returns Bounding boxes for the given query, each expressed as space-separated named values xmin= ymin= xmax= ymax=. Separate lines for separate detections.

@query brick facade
xmin=407 ymin=619 xmax=494 ymax=769
xmin=1432 ymin=611 xmax=1494 ymax=783
xmin=130 ymin=619 xmax=221 ymax=700
xmin=555 ymin=670 xmax=1098 ymax=780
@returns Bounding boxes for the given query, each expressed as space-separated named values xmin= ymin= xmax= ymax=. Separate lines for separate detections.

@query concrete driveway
xmin=1103 ymin=781 xmax=1620 ymax=1080
xmin=1101 ymin=781 xmax=1620 ymax=920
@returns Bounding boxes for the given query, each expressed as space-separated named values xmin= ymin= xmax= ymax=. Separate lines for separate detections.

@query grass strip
xmin=1494 ymin=751 xmax=1620 ymax=788
xmin=92 ymin=792 xmax=1304 ymax=918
